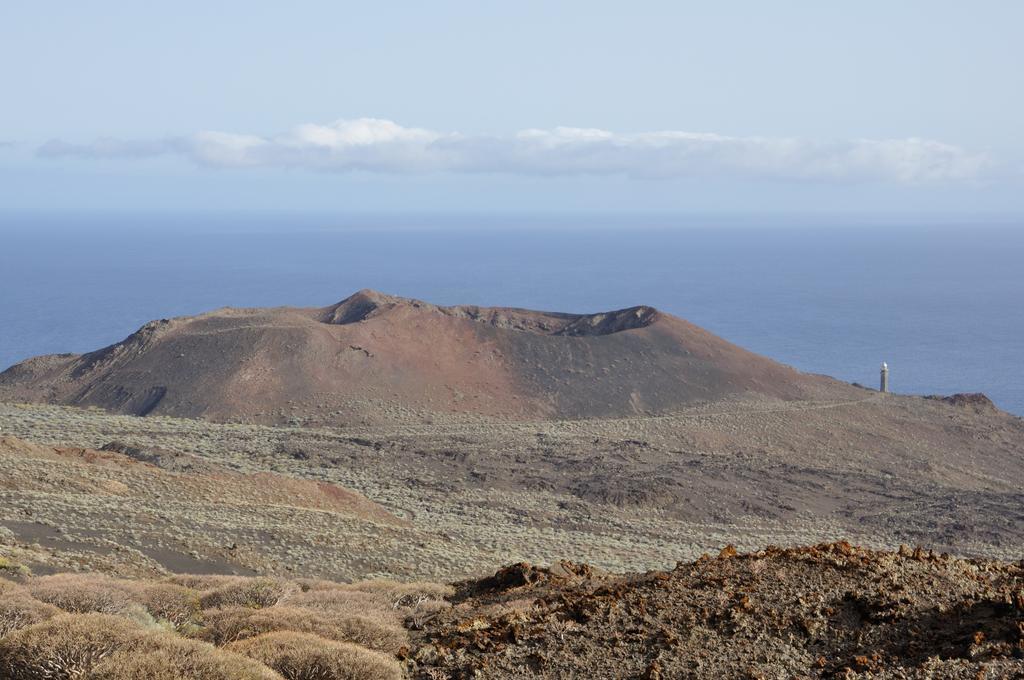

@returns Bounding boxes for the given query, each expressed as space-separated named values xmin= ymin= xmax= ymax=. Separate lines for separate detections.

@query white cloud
xmin=292 ymin=118 xmax=441 ymax=147
xmin=38 ymin=137 xmax=181 ymax=159
xmin=188 ymin=132 xmax=267 ymax=167
xmin=36 ymin=118 xmax=993 ymax=184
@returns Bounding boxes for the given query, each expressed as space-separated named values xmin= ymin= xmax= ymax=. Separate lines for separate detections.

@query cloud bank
xmin=37 ymin=118 xmax=991 ymax=183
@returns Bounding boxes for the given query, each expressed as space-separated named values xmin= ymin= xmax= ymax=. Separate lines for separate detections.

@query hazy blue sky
xmin=1 ymin=2 xmax=1021 ymax=217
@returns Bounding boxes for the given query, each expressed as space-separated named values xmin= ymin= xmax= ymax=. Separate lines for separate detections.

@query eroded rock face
xmin=0 ymin=289 xmax=850 ymax=423
xmin=410 ymin=543 xmax=1024 ymax=679
xmin=927 ymin=392 xmax=1000 ymax=413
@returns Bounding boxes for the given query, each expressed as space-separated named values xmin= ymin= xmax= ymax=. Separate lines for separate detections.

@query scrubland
xmin=0 ymin=570 xmax=450 ymax=679
xmin=2 ymin=390 xmax=1023 ymax=588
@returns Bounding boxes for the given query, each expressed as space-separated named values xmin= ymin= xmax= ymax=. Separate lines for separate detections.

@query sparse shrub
xmin=281 ymin=590 xmax=394 ymax=620
xmin=227 ymin=631 xmax=402 ymax=680
xmin=27 ymin=574 xmax=142 ymax=619
xmin=297 ymin=579 xmax=452 ymax=602
xmin=339 ymin=580 xmax=453 ymax=627
xmin=197 ymin=606 xmax=407 ymax=652
xmin=292 ymin=578 xmax=335 ymax=593
xmin=88 ymin=635 xmax=282 ymax=680
xmin=0 ymin=557 xmax=30 ymax=577
xmin=199 ymin=577 xmax=295 ymax=610
xmin=344 ymin=579 xmax=453 ymax=605
xmin=0 ymin=613 xmax=147 ymax=679
xmin=130 ymin=582 xmax=202 ymax=632
xmin=0 ymin=591 xmax=61 ymax=638
xmin=0 ymin=527 xmax=16 ymax=545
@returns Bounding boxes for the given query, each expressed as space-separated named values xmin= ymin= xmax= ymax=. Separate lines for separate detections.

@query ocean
xmin=2 ymin=215 xmax=1022 ymax=415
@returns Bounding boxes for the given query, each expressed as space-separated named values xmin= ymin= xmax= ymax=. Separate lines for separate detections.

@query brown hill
xmin=0 ymin=290 xmax=854 ymax=424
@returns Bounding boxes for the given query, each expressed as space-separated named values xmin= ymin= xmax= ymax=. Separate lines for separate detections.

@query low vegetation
xmin=228 ymin=631 xmax=403 ymax=680
xmin=0 ymin=571 xmax=449 ymax=679
xmin=87 ymin=635 xmax=282 ymax=680
xmin=198 ymin=606 xmax=406 ymax=652
xmin=4 ymin=390 xmax=1024 ymax=589
xmin=27 ymin=573 xmax=146 ymax=620
xmin=0 ymin=591 xmax=60 ymax=638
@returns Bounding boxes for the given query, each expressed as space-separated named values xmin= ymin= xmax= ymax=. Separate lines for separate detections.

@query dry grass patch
xmin=282 ymin=590 xmax=394 ymax=619
xmin=228 ymin=631 xmax=402 ymax=680
xmin=197 ymin=605 xmax=407 ymax=652
xmin=343 ymin=579 xmax=453 ymax=604
xmin=0 ymin=613 xmax=148 ymax=679
xmin=26 ymin=573 xmax=144 ymax=620
xmin=343 ymin=579 xmax=453 ymax=628
xmin=0 ymin=591 xmax=61 ymax=638
xmin=293 ymin=579 xmax=453 ymax=626
xmin=0 ymin=569 xmax=449 ymax=678
xmin=199 ymin=577 xmax=296 ymax=610
xmin=89 ymin=635 xmax=282 ymax=680
xmin=130 ymin=582 xmax=202 ymax=632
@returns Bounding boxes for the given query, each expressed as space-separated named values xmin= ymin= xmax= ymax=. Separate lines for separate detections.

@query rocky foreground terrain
xmin=412 ymin=542 xmax=1024 ymax=679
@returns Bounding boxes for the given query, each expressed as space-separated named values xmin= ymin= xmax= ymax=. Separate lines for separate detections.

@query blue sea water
xmin=1 ymin=215 xmax=1022 ymax=415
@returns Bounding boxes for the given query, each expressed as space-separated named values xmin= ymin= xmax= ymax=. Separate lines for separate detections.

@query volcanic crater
xmin=0 ymin=289 xmax=855 ymax=424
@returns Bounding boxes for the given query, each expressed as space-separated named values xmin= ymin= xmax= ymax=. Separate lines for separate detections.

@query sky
xmin=1 ymin=2 xmax=1022 ymax=218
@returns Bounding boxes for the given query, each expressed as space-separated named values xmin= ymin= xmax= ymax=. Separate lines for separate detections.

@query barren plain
xmin=2 ymin=385 xmax=1022 ymax=585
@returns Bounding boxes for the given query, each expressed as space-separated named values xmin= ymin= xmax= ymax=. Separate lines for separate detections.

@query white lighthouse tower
xmin=880 ymin=362 xmax=889 ymax=393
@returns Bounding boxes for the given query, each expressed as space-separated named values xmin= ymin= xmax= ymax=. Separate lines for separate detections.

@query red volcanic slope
xmin=0 ymin=290 xmax=854 ymax=423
